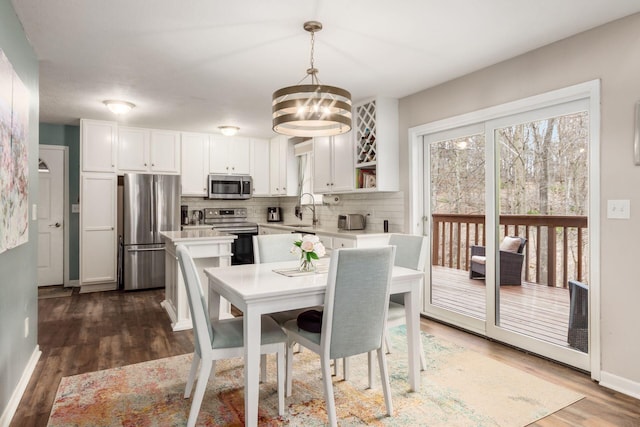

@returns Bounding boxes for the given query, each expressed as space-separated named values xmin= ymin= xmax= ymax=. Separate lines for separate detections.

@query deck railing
xmin=431 ymin=213 xmax=588 ymax=288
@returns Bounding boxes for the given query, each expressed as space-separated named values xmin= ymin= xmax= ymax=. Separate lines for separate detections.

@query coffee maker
xmin=267 ymin=207 xmax=282 ymax=222
xmin=181 ymin=205 xmax=189 ymax=226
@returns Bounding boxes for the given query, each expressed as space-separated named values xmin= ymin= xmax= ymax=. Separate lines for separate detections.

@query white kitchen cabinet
xmin=117 ymin=127 xmax=181 ymax=174
xmin=161 ymin=231 xmax=235 ymax=331
xmin=353 ymin=97 xmax=399 ymax=192
xmin=80 ymin=173 xmax=117 ymax=287
xmin=81 ymin=119 xmax=117 ymax=173
xmin=333 ymin=237 xmax=356 ymax=249
xmin=251 ymin=138 xmax=270 ymax=196
xmin=209 ymin=136 xmax=251 ymax=175
xmin=181 ymin=132 xmax=210 ymax=196
xmin=150 ymin=129 xmax=181 ymax=173
xmin=118 ymin=127 xmax=149 ymax=172
xmin=269 ymin=135 xmax=297 ymax=196
xmin=313 ymin=132 xmax=354 ymax=194
xmin=315 ymin=233 xmax=333 ymax=250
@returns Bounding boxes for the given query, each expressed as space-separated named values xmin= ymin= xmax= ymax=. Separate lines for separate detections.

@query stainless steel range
xmin=204 ymin=208 xmax=258 ymax=265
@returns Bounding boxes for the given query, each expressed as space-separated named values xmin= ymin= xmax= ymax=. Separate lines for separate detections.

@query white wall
xmin=398 ymin=13 xmax=640 ymax=390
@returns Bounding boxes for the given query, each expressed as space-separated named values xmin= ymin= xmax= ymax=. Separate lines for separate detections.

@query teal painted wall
xmin=0 ymin=0 xmax=40 ymax=420
xmin=39 ymin=123 xmax=80 ymax=281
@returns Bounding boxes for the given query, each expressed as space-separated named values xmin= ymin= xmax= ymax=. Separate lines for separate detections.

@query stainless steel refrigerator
xmin=122 ymin=173 xmax=180 ymax=290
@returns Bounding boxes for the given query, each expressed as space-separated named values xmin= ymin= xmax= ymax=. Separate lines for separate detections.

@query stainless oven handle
xmin=215 ymin=228 xmax=259 ymax=234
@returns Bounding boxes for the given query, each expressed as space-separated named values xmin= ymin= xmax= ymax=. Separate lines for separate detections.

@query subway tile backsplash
xmin=181 ymin=191 xmax=405 ymax=232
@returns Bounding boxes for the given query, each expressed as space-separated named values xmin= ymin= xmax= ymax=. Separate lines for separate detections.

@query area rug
xmin=38 ymin=285 xmax=73 ymax=299
xmin=47 ymin=327 xmax=583 ymax=426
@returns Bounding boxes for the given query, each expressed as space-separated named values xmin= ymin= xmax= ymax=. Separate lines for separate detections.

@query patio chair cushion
xmin=470 ymin=255 xmax=486 ymax=265
xmin=500 ymin=236 xmax=523 ymax=253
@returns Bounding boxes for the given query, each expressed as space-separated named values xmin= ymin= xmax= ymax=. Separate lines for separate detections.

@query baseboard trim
xmin=599 ymin=370 xmax=640 ymax=400
xmin=0 ymin=346 xmax=41 ymax=427
xmin=161 ymin=300 xmax=192 ymax=331
xmin=80 ymin=282 xmax=117 ymax=293
xmin=68 ymin=279 xmax=80 ymax=287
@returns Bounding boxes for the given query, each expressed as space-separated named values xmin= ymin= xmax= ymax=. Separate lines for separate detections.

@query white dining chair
xmin=176 ymin=245 xmax=287 ymax=427
xmin=386 ymin=233 xmax=428 ymax=371
xmin=283 ymin=246 xmax=396 ymax=427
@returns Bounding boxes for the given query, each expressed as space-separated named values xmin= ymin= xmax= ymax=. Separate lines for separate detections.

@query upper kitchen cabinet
xmin=118 ymin=126 xmax=149 ymax=172
xmin=81 ymin=119 xmax=117 ymax=173
xmin=313 ymin=132 xmax=354 ymax=194
xmin=117 ymin=127 xmax=181 ymax=175
xmin=269 ymin=135 xmax=297 ymax=196
xmin=181 ymin=132 xmax=210 ymax=196
xmin=150 ymin=129 xmax=181 ymax=173
xmin=209 ymin=136 xmax=251 ymax=175
xmin=250 ymin=138 xmax=270 ymax=196
xmin=353 ymin=97 xmax=399 ymax=192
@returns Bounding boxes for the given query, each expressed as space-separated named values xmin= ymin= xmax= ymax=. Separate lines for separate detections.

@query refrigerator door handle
xmin=127 ymin=247 xmax=165 ymax=253
xmin=151 ymin=178 xmax=157 ymax=233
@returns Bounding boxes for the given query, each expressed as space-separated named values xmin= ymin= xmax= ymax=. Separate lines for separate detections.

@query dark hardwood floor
xmin=11 ymin=288 xmax=194 ymax=427
xmin=11 ymin=288 xmax=640 ymax=426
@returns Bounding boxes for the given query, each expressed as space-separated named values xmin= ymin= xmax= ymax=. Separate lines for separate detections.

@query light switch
xmin=31 ymin=204 xmax=37 ymax=221
xmin=72 ymin=204 xmax=80 ymax=214
xmin=607 ymin=199 xmax=630 ymax=219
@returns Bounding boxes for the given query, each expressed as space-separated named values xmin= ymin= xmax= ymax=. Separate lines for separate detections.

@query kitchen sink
xmin=282 ymin=223 xmax=314 ymax=228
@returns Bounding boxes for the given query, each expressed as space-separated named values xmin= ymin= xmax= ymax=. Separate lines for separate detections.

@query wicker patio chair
xmin=469 ymin=236 xmax=527 ymax=286
xmin=567 ymin=279 xmax=588 ymax=353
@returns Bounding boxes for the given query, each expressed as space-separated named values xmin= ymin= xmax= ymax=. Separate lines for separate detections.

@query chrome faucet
xmin=299 ymin=192 xmax=319 ymax=226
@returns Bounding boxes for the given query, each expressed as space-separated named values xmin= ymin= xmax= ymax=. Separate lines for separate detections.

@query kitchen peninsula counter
xmin=159 ymin=230 xmax=236 ymax=331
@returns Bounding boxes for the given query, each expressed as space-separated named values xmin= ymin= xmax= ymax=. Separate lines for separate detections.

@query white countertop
xmin=159 ymin=229 xmax=237 ymax=242
xmin=257 ymin=222 xmax=388 ymax=238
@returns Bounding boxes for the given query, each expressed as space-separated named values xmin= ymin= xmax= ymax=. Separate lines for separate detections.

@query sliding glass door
xmin=418 ymin=85 xmax=597 ymax=371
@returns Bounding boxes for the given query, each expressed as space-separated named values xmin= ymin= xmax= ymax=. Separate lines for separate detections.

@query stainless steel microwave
xmin=208 ymin=174 xmax=252 ymax=199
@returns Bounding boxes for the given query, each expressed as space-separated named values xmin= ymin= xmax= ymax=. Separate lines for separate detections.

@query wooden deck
xmin=430 ymin=266 xmax=574 ymax=349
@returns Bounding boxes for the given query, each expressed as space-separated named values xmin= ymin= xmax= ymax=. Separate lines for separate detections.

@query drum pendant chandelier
xmin=272 ymin=21 xmax=352 ymax=137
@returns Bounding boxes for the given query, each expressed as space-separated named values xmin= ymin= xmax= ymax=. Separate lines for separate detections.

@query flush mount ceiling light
xmin=103 ymin=100 xmax=135 ymax=115
xmin=272 ymin=21 xmax=352 ymax=137
xmin=218 ymin=126 xmax=240 ymax=136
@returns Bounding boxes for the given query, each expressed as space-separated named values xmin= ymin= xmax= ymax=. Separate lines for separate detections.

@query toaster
xmin=337 ymin=214 xmax=366 ymax=230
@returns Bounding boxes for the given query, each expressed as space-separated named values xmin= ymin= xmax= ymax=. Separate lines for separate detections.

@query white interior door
xmin=38 ymin=146 xmax=65 ymax=286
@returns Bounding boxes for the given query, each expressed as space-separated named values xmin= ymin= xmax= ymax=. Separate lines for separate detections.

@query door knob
xmin=49 ymin=222 xmax=61 ymax=228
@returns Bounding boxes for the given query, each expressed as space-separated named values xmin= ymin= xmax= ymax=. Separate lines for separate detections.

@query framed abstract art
xmin=0 ymin=49 xmax=30 ymax=254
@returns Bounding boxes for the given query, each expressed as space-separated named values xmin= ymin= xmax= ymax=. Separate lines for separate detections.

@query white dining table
xmin=204 ymin=258 xmax=424 ymax=427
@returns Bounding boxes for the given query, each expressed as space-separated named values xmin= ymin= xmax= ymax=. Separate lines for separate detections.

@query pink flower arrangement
xmin=291 ymin=234 xmax=326 ymax=263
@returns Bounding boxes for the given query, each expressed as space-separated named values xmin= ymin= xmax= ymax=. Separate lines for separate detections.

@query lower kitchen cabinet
xmin=80 ymin=173 xmax=117 ymax=289
xmin=161 ymin=231 xmax=235 ymax=331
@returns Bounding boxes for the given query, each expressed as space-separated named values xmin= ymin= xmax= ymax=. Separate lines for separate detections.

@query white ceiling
xmin=11 ymin=0 xmax=640 ymax=139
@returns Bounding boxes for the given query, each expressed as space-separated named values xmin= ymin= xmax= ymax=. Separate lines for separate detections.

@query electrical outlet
xmin=607 ymin=199 xmax=630 ymax=219
xmin=24 ymin=317 xmax=29 ymax=338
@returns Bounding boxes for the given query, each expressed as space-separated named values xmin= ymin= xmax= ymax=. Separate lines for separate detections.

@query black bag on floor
xmin=297 ymin=309 xmax=323 ymax=333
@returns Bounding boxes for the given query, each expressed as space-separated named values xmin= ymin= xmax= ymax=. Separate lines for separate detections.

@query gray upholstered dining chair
xmin=176 ymin=245 xmax=287 ymax=427
xmin=283 ymin=246 xmax=396 ymax=427
xmin=252 ymin=233 xmax=310 ymax=326
xmin=386 ymin=233 xmax=428 ymax=371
